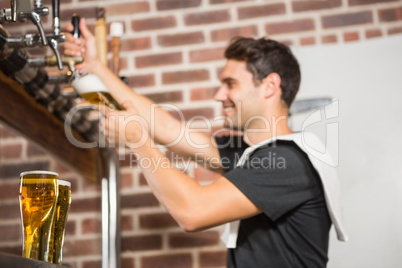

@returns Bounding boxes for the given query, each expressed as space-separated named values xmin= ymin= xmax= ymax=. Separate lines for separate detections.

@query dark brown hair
xmin=224 ymin=37 xmax=301 ymax=107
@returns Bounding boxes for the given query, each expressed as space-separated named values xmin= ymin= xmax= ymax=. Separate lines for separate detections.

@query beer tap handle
xmin=52 ymin=0 xmax=60 ymax=35
xmin=28 ymin=11 xmax=47 ymax=46
xmin=71 ymin=13 xmax=80 ymax=38
xmin=95 ymin=7 xmax=107 ymax=66
xmin=110 ymin=22 xmax=123 ymax=76
xmin=11 ymin=0 xmax=17 ymax=21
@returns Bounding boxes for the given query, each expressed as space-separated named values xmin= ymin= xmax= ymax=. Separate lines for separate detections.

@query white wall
xmin=290 ymin=35 xmax=402 ymax=267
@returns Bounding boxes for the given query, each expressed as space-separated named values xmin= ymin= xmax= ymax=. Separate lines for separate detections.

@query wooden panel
xmin=0 ymin=71 xmax=101 ymax=183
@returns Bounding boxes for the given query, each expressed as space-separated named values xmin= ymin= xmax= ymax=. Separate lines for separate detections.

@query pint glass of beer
xmin=72 ymin=74 xmax=122 ymax=110
xmin=19 ymin=171 xmax=59 ymax=262
xmin=50 ymin=179 xmax=71 ymax=264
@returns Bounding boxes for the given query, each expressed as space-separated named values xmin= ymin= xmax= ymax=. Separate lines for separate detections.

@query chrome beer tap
xmin=27 ymin=55 xmax=84 ymax=72
xmin=47 ymin=0 xmax=63 ymax=69
xmin=0 ymin=0 xmax=66 ymax=70
xmin=1 ymin=0 xmax=49 ymax=45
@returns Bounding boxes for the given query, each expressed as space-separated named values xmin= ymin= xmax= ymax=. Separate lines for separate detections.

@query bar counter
xmin=0 ymin=252 xmax=68 ymax=268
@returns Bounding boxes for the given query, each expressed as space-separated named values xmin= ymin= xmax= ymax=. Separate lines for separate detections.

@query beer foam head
xmin=20 ymin=170 xmax=59 ymax=177
xmin=58 ymin=179 xmax=71 ymax=187
xmin=72 ymin=74 xmax=109 ymax=94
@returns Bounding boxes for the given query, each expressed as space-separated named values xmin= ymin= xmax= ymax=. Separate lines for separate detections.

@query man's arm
xmin=90 ymin=61 xmax=222 ymax=170
xmin=105 ymin=104 xmax=261 ymax=231
xmin=64 ymin=19 xmax=221 ymax=170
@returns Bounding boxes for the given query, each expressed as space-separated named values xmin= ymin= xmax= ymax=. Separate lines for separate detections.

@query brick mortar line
xmin=71 ymin=191 xmax=101 ymax=200
xmin=144 ymin=100 xmax=218 ymax=112
xmin=120 ymin=187 xmax=154 ymax=195
xmin=341 ymin=0 xmax=349 ymax=10
xmin=182 ymin=46 xmax=191 ymax=66
xmin=0 ymin=180 xmax=20 ymax=186
xmin=192 ymin=249 xmax=200 ymax=268
xmin=161 ymin=232 xmax=169 ymax=250
xmin=148 ymin=32 xmax=158 ymax=53
xmin=154 ymin=68 xmax=163 ymax=88
xmin=20 ymin=140 xmax=28 ymax=160
xmin=0 ymin=218 xmax=20 ymax=225
xmin=0 ymin=241 xmax=20 ymax=247
xmin=67 ymin=211 xmax=100 ymax=220
xmin=65 ymin=232 xmax=102 ymax=241
xmin=0 ymin=198 xmax=19 ymax=205
xmin=121 ymin=206 xmax=166 ymax=215
xmin=131 ymin=60 xmax=223 ymax=75
xmin=148 ymin=0 xmax=157 ymax=13
xmin=284 ymin=0 xmax=293 ymax=20
xmin=133 ymin=80 xmax=219 ymax=94
xmin=183 ymin=88 xmax=191 ymax=104
xmin=0 ymin=155 xmax=50 ymax=165
xmin=0 ymin=137 xmax=26 ymax=145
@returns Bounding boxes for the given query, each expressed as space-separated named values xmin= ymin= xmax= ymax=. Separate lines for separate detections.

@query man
xmin=64 ymin=19 xmax=347 ymax=268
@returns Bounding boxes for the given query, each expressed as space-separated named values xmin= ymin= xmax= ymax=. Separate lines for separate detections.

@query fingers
xmin=79 ymin=18 xmax=94 ymax=40
xmin=64 ymin=41 xmax=84 ymax=56
xmin=63 ymin=18 xmax=92 ymax=53
xmin=101 ymin=108 xmax=122 ymax=146
xmin=63 ymin=24 xmax=85 ymax=58
xmin=65 ymin=18 xmax=93 ymax=39
xmin=64 ymin=22 xmax=74 ymax=32
xmin=63 ymin=31 xmax=74 ymax=43
xmin=120 ymin=101 xmax=138 ymax=112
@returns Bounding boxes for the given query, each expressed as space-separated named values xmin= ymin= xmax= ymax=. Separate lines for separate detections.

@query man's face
xmin=214 ymin=60 xmax=263 ymax=130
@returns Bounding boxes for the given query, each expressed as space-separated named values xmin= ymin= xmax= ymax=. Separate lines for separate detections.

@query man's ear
xmin=262 ymin=73 xmax=281 ymax=98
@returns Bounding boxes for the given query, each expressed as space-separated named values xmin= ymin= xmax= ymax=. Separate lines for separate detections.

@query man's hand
xmin=102 ymin=101 xmax=151 ymax=149
xmin=63 ymin=18 xmax=101 ymax=73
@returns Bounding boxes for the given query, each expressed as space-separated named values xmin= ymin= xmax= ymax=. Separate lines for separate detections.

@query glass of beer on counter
xmin=50 ymin=179 xmax=72 ymax=264
xmin=18 ymin=171 xmax=71 ymax=264
xmin=72 ymin=74 xmax=122 ymax=110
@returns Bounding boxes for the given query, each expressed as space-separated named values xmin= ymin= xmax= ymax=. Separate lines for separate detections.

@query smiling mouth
xmin=222 ymin=104 xmax=235 ymax=116
xmin=224 ymin=107 xmax=233 ymax=113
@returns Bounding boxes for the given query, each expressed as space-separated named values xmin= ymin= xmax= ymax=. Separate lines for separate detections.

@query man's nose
xmin=214 ymin=85 xmax=228 ymax=101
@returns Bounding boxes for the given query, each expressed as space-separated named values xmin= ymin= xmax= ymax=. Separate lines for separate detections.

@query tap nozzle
xmin=28 ymin=55 xmax=84 ymax=72
xmin=48 ymin=38 xmax=62 ymax=69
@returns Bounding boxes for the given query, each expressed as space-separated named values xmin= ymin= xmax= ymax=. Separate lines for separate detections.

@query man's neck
xmin=243 ymin=118 xmax=293 ymax=146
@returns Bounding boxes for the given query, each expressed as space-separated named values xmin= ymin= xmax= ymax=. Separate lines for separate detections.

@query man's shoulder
xmin=253 ymin=140 xmax=308 ymax=161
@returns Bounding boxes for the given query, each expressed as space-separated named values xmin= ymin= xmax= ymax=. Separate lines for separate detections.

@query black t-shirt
xmin=216 ymin=136 xmax=332 ymax=268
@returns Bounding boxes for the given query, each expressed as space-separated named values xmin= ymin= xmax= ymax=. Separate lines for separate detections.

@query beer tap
xmin=0 ymin=0 xmax=66 ymax=70
xmin=26 ymin=13 xmax=83 ymax=72
xmin=0 ymin=0 xmax=16 ymax=23
xmin=27 ymin=13 xmax=83 ymax=73
xmin=1 ymin=0 xmax=49 ymax=46
xmin=48 ymin=0 xmax=63 ymax=70
xmin=27 ymin=55 xmax=84 ymax=72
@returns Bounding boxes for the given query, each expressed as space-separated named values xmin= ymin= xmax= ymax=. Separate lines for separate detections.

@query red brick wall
xmin=1 ymin=0 xmax=402 ymax=267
